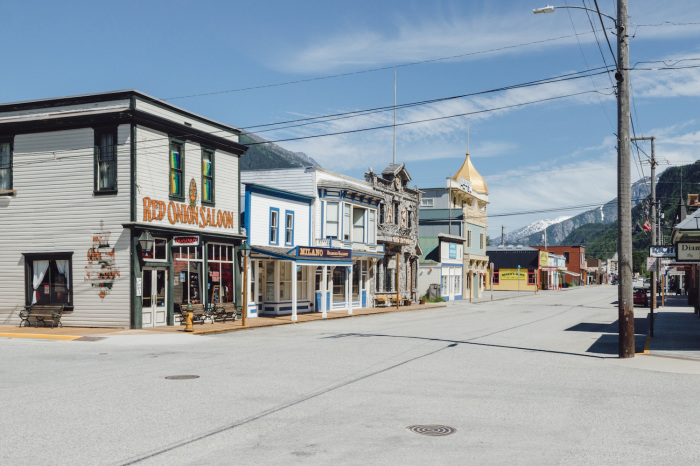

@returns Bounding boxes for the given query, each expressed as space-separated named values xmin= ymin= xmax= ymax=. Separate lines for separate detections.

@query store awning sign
xmin=173 ymin=236 xmax=200 ymax=246
xmin=297 ymin=247 xmax=351 ymax=259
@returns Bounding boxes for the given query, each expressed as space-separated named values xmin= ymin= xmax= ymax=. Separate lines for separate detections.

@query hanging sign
xmin=173 ymin=236 xmax=200 ymax=246
xmin=677 ymin=243 xmax=700 ymax=261
xmin=297 ymin=247 xmax=351 ymax=259
xmin=650 ymin=246 xmax=675 ymax=258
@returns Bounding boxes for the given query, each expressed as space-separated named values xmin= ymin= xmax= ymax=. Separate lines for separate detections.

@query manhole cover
xmin=165 ymin=375 xmax=200 ymax=380
xmin=406 ymin=425 xmax=457 ymax=436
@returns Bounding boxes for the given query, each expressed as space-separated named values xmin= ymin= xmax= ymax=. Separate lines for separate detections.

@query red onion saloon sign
xmin=142 ymin=197 xmax=235 ymax=229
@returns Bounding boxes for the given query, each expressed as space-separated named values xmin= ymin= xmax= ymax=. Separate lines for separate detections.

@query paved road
xmin=3 ymin=286 xmax=700 ymax=465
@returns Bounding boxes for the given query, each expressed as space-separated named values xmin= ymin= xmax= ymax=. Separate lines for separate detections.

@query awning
xmin=563 ymin=271 xmax=581 ymax=277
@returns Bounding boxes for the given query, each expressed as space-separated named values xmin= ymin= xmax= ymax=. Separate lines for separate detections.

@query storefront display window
xmin=352 ymin=261 xmax=362 ymax=300
xmin=142 ymin=237 xmax=167 ymax=261
xmin=207 ymin=243 xmax=234 ymax=305
xmin=441 ymin=275 xmax=449 ymax=295
xmin=333 ymin=267 xmax=346 ymax=302
xmin=297 ymin=265 xmax=308 ymax=300
xmin=280 ymin=262 xmax=291 ymax=300
xmin=173 ymin=246 xmax=202 ymax=305
xmin=25 ymin=255 xmax=72 ymax=305
xmin=265 ymin=262 xmax=274 ymax=301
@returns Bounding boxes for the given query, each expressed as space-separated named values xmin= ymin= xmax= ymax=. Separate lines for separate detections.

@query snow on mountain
xmin=501 ymin=216 xmax=572 ymax=243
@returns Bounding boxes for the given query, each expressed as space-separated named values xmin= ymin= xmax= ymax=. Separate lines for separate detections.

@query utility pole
xmin=633 ymin=135 xmax=656 ymax=336
xmin=617 ymin=0 xmax=635 ymax=358
xmin=501 ymin=226 xmax=504 ymax=246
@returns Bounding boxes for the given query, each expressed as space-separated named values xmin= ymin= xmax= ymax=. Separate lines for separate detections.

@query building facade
xmin=0 ymin=90 xmax=247 ymax=328
xmin=240 ymin=167 xmax=386 ymax=319
xmin=418 ymin=153 xmax=489 ymax=300
xmin=533 ymin=245 xmax=586 ymax=285
xmin=417 ymin=234 xmax=464 ymax=300
xmin=365 ymin=164 xmax=421 ymax=302
xmin=486 ymin=245 xmax=540 ymax=292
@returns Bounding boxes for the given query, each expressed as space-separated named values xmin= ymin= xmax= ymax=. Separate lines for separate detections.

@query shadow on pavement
xmin=566 ymin=317 xmax=649 ymax=335
xmin=586 ymin=334 xmax=647 ymax=355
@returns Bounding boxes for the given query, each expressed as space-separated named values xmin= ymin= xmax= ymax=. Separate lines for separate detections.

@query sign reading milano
xmin=296 ymin=247 xmax=351 ymax=259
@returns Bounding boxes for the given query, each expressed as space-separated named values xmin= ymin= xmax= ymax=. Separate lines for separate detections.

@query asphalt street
xmin=3 ymin=286 xmax=700 ymax=465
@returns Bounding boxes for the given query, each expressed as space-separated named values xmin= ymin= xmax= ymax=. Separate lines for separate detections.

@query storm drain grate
xmin=406 ymin=425 xmax=457 ymax=437
xmin=165 ymin=375 xmax=200 ymax=380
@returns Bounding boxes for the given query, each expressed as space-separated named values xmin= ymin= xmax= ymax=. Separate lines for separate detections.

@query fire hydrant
xmin=184 ymin=303 xmax=194 ymax=332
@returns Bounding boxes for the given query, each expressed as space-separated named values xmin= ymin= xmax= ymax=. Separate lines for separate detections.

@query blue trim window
xmin=325 ymin=202 xmax=339 ymax=239
xmin=269 ymin=208 xmax=279 ymax=245
xmin=285 ymin=210 xmax=294 ymax=245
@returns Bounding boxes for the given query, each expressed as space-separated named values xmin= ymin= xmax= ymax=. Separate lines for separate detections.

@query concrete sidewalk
xmin=0 ymin=301 xmax=447 ymax=340
xmin=646 ymin=293 xmax=700 ymax=360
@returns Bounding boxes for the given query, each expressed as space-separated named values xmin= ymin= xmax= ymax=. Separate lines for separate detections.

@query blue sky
xmin=4 ymin=0 xmax=700 ymax=238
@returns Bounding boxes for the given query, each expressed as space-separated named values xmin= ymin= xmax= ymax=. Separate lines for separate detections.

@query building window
xmin=280 ymin=262 xmax=292 ymax=300
xmin=269 ymin=208 xmax=279 ymax=244
xmin=420 ymin=198 xmax=433 ymax=208
xmin=467 ymin=230 xmax=472 ymax=248
xmin=368 ymin=210 xmax=376 ymax=244
xmin=326 ymin=202 xmax=339 ymax=239
xmin=480 ymin=233 xmax=484 ymax=250
xmin=94 ymin=128 xmax=117 ymax=193
xmin=343 ymin=203 xmax=351 ymax=240
xmin=169 ymin=139 xmax=184 ymax=199
xmin=441 ymin=275 xmax=449 ymax=296
xmin=353 ymin=207 xmax=366 ymax=242
xmin=454 ymin=273 xmax=461 ymax=294
xmin=564 ymin=252 xmax=570 ymax=264
xmin=297 ymin=266 xmax=308 ymax=301
xmin=394 ymin=202 xmax=400 ymax=224
xmin=142 ymin=237 xmax=167 ymax=261
xmin=201 ymin=149 xmax=214 ymax=204
xmin=207 ymin=243 xmax=234 ymax=305
xmin=379 ymin=204 xmax=385 ymax=224
xmin=173 ymin=246 xmax=202 ymax=304
xmin=285 ymin=211 xmax=294 ymax=245
xmin=407 ymin=211 xmax=412 ymax=229
xmin=528 ymin=270 xmax=536 ymax=285
xmin=24 ymin=254 xmax=73 ymax=306
xmin=493 ymin=269 xmax=500 ymax=285
xmin=0 ymin=139 xmax=12 ymax=193
xmin=333 ymin=267 xmax=347 ymax=302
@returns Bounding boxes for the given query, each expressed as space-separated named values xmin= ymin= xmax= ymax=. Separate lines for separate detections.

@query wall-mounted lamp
xmin=138 ymin=230 xmax=154 ymax=254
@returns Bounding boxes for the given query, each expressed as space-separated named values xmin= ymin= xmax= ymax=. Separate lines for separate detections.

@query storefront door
xmin=142 ymin=267 xmax=168 ymax=327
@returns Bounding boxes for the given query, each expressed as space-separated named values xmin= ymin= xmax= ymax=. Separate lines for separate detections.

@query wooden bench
xmin=213 ymin=302 xmax=238 ymax=323
xmin=19 ymin=304 xmax=65 ymax=328
xmin=374 ymin=294 xmax=398 ymax=307
xmin=178 ymin=304 xmax=214 ymax=324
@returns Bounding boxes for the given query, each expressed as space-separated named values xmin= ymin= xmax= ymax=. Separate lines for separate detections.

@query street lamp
xmin=138 ymin=230 xmax=154 ymax=256
xmin=240 ymin=241 xmax=252 ymax=327
xmin=534 ymin=1 xmax=634 ymax=358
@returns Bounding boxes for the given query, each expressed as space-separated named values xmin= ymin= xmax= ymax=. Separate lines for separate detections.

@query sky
xmin=4 ymin=0 xmax=700 ymax=239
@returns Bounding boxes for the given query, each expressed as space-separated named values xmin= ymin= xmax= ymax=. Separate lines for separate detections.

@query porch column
xmin=291 ymin=261 xmax=298 ymax=322
xmin=322 ymin=265 xmax=328 ymax=318
xmin=347 ymin=265 xmax=352 ymax=315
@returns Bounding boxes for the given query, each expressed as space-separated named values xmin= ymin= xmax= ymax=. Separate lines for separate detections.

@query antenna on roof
xmin=393 ymin=70 xmax=397 ymax=165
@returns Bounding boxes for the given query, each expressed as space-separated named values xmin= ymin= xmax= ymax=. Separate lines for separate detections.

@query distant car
xmin=633 ymin=287 xmax=649 ymax=306
xmin=643 ymin=278 xmax=651 ymax=289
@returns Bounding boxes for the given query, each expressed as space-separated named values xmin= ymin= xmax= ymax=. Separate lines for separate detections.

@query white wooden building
xmin=0 ymin=90 xmax=247 ymax=328
xmin=240 ymin=168 xmax=385 ymax=319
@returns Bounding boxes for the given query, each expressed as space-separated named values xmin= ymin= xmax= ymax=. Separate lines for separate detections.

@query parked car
xmin=633 ymin=287 xmax=649 ymax=306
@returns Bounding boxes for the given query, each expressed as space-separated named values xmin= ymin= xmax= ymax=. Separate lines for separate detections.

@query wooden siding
xmin=134 ymin=98 xmax=239 ymax=145
xmin=248 ymin=193 xmax=310 ymax=247
xmin=0 ymin=126 xmax=132 ymax=327
xmin=240 ymin=169 xmax=316 ymax=197
xmin=135 ymin=126 xmax=240 ymax=234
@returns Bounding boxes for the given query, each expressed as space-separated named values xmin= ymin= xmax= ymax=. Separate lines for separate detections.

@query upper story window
xmin=353 ymin=207 xmax=366 ymax=242
xmin=393 ymin=202 xmax=400 ymax=225
xmin=368 ymin=210 xmax=376 ymax=244
xmin=202 ymin=149 xmax=214 ymax=204
xmin=95 ymin=128 xmax=117 ymax=193
xmin=325 ymin=202 xmax=339 ymax=239
xmin=0 ymin=139 xmax=12 ymax=194
xmin=285 ymin=211 xmax=294 ymax=245
xmin=169 ymin=139 xmax=184 ymax=199
xmin=343 ymin=203 xmax=351 ymax=240
xmin=467 ymin=230 xmax=472 ymax=248
xmin=564 ymin=252 xmax=570 ymax=264
xmin=420 ymin=198 xmax=433 ymax=208
xmin=269 ymin=208 xmax=279 ymax=245
xmin=480 ymin=233 xmax=484 ymax=250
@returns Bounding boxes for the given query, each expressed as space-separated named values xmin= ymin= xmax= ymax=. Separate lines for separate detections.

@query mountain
xmin=498 ymin=176 xmax=653 ymax=246
xmin=497 ymin=216 xmax=571 ymax=244
xmin=239 ymin=132 xmax=321 ymax=170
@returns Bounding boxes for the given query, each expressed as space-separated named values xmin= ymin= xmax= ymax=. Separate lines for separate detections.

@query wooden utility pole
xmin=396 ymin=253 xmax=400 ymax=310
xmin=501 ymin=226 xmax=504 ymax=245
xmin=616 ymin=0 xmax=635 ymax=358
